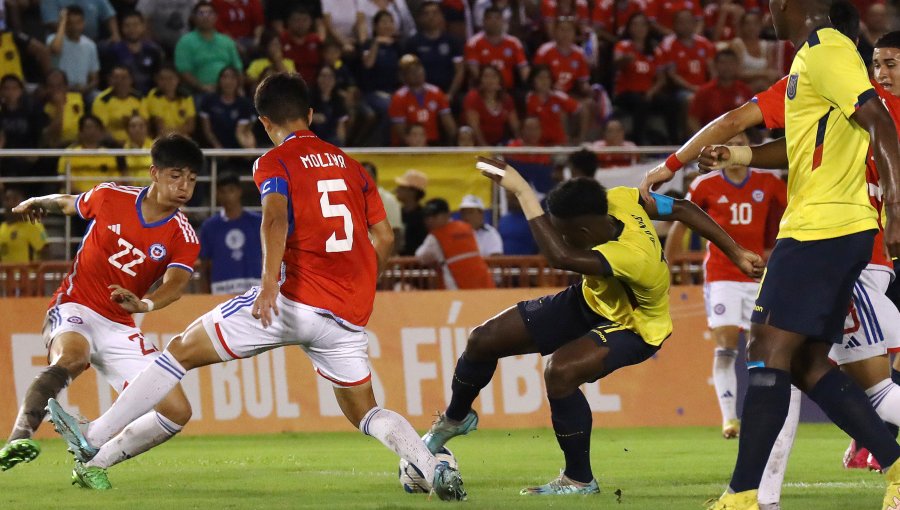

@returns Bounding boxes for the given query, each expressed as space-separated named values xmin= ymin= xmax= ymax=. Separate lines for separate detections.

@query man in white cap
xmin=458 ymin=194 xmax=503 ymax=257
xmin=394 ymin=169 xmax=429 ymax=255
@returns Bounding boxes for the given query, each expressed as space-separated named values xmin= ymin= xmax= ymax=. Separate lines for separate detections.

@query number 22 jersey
xmin=252 ymin=130 xmax=387 ymax=327
xmin=50 ymin=183 xmax=200 ymax=327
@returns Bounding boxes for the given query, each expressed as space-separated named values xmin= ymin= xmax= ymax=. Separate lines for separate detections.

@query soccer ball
xmin=398 ymin=447 xmax=458 ymax=494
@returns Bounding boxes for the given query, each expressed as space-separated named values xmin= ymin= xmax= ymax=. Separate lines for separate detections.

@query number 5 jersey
xmin=51 ymin=183 xmax=200 ymax=327
xmin=252 ymin=130 xmax=387 ymax=328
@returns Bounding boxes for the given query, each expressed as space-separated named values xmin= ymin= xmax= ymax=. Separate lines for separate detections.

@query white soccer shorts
xmin=830 ymin=267 xmax=900 ymax=365
xmin=200 ymin=287 xmax=372 ymax=387
xmin=44 ymin=302 xmax=160 ymax=392
xmin=703 ymin=281 xmax=759 ymax=330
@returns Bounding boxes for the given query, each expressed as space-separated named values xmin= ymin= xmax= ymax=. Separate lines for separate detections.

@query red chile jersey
xmin=646 ymin=0 xmax=703 ymax=30
xmin=752 ymin=76 xmax=895 ymax=270
xmin=656 ymin=34 xmax=715 ymax=88
xmin=688 ymin=170 xmax=787 ymax=282
xmin=526 ymin=90 xmax=580 ymax=145
xmin=533 ymin=42 xmax=590 ymax=93
xmin=252 ymin=130 xmax=387 ymax=327
xmin=613 ymin=39 xmax=657 ymax=94
xmin=51 ymin=183 xmax=200 ymax=327
xmin=464 ymin=32 xmax=528 ymax=90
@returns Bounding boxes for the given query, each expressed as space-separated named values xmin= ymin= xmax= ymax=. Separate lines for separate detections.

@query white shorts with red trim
xmin=703 ymin=281 xmax=758 ymax=330
xmin=830 ymin=268 xmax=900 ymax=365
xmin=44 ymin=302 xmax=160 ymax=392
xmin=200 ymin=287 xmax=371 ymax=387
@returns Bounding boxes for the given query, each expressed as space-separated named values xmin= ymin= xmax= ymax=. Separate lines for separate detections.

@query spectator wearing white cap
xmin=363 ymin=161 xmax=405 ymax=255
xmin=458 ymin=194 xmax=503 ymax=257
xmin=394 ymin=168 xmax=429 ymax=255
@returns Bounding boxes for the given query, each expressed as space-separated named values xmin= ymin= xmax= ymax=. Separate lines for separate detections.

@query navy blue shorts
xmin=751 ymin=230 xmax=876 ymax=343
xmin=517 ymin=284 xmax=659 ymax=378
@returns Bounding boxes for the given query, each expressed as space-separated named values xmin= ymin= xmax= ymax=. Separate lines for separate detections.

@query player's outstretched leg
xmin=425 ymin=305 xmax=539 ymax=453
xmin=335 ymin=383 xmax=466 ymax=501
xmin=711 ymin=326 xmax=741 ymax=439
xmin=2 ymin=333 xmax=89 ymax=471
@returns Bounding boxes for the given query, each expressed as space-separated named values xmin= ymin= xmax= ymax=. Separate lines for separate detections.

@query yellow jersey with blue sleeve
xmin=781 ymin=27 xmax=878 ymax=241
xmin=582 ymin=187 xmax=672 ymax=347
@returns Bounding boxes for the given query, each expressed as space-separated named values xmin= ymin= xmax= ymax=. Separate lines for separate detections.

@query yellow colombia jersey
xmin=782 ymin=27 xmax=878 ymax=241
xmin=582 ymin=187 xmax=672 ymax=346
xmin=91 ymin=89 xmax=149 ymax=144
xmin=0 ymin=221 xmax=47 ymax=263
xmin=44 ymin=92 xmax=85 ymax=145
xmin=145 ymin=88 xmax=195 ymax=134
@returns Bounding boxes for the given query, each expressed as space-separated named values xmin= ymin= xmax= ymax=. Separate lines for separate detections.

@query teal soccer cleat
xmin=520 ymin=472 xmax=600 ymax=496
xmin=422 ymin=411 xmax=478 ymax=454
xmin=46 ymin=398 xmax=98 ymax=463
xmin=431 ymin=461 xmax=467 ymax=501
xmin=0 ymin=439 xmax=41 ymax=470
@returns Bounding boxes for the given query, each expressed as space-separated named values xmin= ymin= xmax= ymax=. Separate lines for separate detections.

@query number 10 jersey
xmin=50 ymin=183 xmax=200 ymax=327
xmin=252 ymin=130 xmax=387 ymax=328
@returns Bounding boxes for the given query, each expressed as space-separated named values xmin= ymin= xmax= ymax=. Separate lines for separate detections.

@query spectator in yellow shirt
xmin=146 ymin=65 xmax=196 ymax=137
xmin=245 ymin=30 xmax=296 ymax=92
xmin=0 ymin=187 xmax=47 ymax=264
xmin=119 ymin=114 xmax=152 ymax=184
xmin=91 ymin=65 xmax=149 ymax=145
xmin=41 ymin=69 xmax=85 ymax=147
xmin=57 ymin=114 xmax=120 ymax=193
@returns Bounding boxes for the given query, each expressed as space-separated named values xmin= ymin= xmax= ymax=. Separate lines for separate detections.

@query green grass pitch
xmin=0 ymin=424 xmax=886 ymax=509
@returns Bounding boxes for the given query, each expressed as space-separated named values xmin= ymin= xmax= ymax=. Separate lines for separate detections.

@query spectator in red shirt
xmin=281 ymin=7 xmax=322 ymax=85
xmin=507 ymin=116 xmax=552 ymax=165
xmin=525 ymin=64 xmax=582 ymax=145
xmin=593 ymin=0 xmax=646 ymax=43
xmin=533 ymin=18 xmax=591 ymax=96
xmin=613 ymin=13 xmax=665 ymax=144
xmin=462 ymin=65 xmax=520 ymax=145
xmin=464 ymin=6 xmax=529 ymax=91
xmin=388 ymin=54 xmax=457 ymax=145
xmin=589 ymin=119 xmax=638 ymax=168
xmin=212 ymin=0 xmax=265 ymax=52
xmin=687 ymin=49 xmax=753 ymax=132
xmin=540 ymin=0 xmax=590 ymax=36
xmin=703 ymin=0 xmax=758 ymax=42
xmin=404 ymin=123 xmax=428 ymax=147
xmin=647 ymin=0 xmax=703 ymax=35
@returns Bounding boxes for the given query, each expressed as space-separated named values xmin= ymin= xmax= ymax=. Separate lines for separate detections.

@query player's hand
xmin=884 ymin=215 xmax=900 ymax=258
xmin=12 ymin=198 xmax=47 ymax=224
xmin=729 ymin=248 xmax=765 ymax=279
xmin=109 ymin=285 xmax=147 ymax=313
xmin=252 ymin=284 xmax=279 ymax=329
xmin=476 ymin=156 xmax=529 ymax=195
xmin=638 ymin=162 xmax=676 ymax=204
xmin=697 ymin=145 xmax=731 ymax=174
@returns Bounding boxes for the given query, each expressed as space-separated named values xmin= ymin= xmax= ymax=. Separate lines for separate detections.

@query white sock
xmin=758 ymin=385 xmax=801 ymax=505
xmin=86 ymin=352 xmax=186 ymax=447
xmin=360 ymin=407 xmax=439 ymax=487
xmin=87 ymin=412 xmax=182 ymax=469
xmin=866 ymin=379 xmax=900 ymax=426
xmin=713 ymin=348 xmax=738 ymax=423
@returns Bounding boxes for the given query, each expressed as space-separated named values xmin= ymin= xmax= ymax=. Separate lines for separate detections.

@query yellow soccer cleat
xmin=883 ymin=460 xmax=900 ymax=510
xmin=722 ymin=419 xmax=741 ymax=440
xmin=707 ymin=489 xmax=760 ymax=510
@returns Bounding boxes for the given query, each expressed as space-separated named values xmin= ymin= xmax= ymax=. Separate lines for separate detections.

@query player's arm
xmin=663 ymin=221 xmax=688 ymax=265
xmin=252 ymin=192 xmax=289 ymax=328
xmin=109 ymin=266 xmax=192 ymax=313
xmin=639 ymin=101 xmax=765 ymax=202
xmin=369 ymin=218 xmax=395 ymax=276
xmin=697 ymin=137 xmax=787 ymax=173
xmin=851 ymin=98 xmax=900 ymax=256
xmin=475 ymin=157 xmax=612 ymax=276
xmin=643 ymin=193 xmax=764 ymax=279
xmin=12 ymin=193 xmax=78 ymax=223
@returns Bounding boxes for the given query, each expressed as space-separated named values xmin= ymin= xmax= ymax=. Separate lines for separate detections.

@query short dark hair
xmin=831 ymin=0 xmax=861 ymax=41
xmin=715 ymin=48 xmax=739 ymax=61
xmin=362 ymin=161 xmax=378 ymax=179
xmin=875 ymin=30 xmax=900 ymax=50
xmin=120 ymin=10 xmax=143 ymax=22
xmin=79 ymin=113 xmax=103 ymax=131
xmin=254 ymin=72 xmax=310 ymax=125
xmin=484 ymin=6 xmax=502 ymax=18
xmin=423 ymin=198 xmax=450 ymax=217
xmin=216 ymin=172 xmax=241 ymax=188
xmin=66 ymin=5 xmax=85 ymax=17
xmin=547 ymin=178 xmax=608 ymax=219
xmin=192 ymin=1 xmax=214 ymax=17
xmin=151 ymin=134 xmax=204 ymax=174
xmin=419 ymin=1 xmax=441 ymax=15
xmin=373 ymin=9 xmax=394 ymax=29
xmin=0 ymin=74 xmax=24 ymax=89
xmin=289 ymin=6 xmax=312 ymax=18
xmin=568 ymin=149 xmax=598 ymax=176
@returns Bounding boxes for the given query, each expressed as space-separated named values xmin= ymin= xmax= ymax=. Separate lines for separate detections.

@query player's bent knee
xmin=543 ymin=358 xmax=578 ymax=399
xmin=464 ymin=323 xmax=499 ymax=361
xmin=155 ymin=386 xmax=193 ymax=426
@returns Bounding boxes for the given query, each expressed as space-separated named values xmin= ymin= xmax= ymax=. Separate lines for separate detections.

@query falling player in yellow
xmin=699 ymin=0 xmax=900 ymax=508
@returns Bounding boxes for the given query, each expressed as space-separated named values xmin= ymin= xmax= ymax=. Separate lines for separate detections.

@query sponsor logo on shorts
xmin=714 ymin=304 xmax=726 ymax=315
xmin=754 ymin=305 xmax=765 ymax=313
xmin=67 ymin=316 xmax=84 ymax=324
xmin=149 ymin=243 xmax=167 ymax=261
xmin=752 ymin=190 xmax=765 ymax=202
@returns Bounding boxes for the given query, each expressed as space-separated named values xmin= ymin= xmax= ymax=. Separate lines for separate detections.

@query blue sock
xmin=809 ymin=368 xmax=900 ymax=468
xmin=729 ymin=367 xmax=791 ymax=493
xmin=445 ymin=355 xmax=497 ymax=422
xmin=548 ymin=390 xmax=594 ymax=484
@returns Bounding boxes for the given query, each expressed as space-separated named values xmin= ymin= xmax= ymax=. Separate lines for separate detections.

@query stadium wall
xmin=1 ymin=287 xmax=755 ymax=437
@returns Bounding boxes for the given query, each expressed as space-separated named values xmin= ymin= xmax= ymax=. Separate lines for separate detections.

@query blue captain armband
xmin=650 ymin=192 xmax=674 ymax=216
xmin=260 ymin=177 xmax=289 ymax=198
